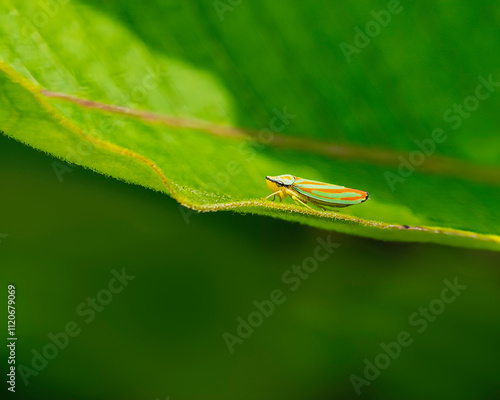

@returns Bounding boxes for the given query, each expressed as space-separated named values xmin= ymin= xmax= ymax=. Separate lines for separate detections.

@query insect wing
xmin=293 ymin=178 xmax=368 ymax=205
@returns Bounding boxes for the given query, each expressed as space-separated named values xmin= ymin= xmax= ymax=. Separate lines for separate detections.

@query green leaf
xmin=1 ymin=0 xmax=500 ymax=251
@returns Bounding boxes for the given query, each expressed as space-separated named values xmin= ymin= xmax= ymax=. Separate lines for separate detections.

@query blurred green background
xmin=1 ymin=132 xmax=500 ymax=400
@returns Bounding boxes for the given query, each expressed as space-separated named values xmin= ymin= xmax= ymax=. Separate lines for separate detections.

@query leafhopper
xmin=264 ymin=174 xmax=369 ymax=210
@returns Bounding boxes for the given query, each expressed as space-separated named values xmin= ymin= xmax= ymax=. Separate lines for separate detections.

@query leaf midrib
xmin=37 ymin=88 xmax=500 ymax=186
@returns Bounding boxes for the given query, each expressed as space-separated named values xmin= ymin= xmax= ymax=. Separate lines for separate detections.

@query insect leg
xmin=294 ymin=197 xmax=313 ymax=210
xmin=284 ymin=188 xmax=312 ymax=209
xmin=262 ymin=190 xmax=282 ymax=200
xmin=291 ymin=195 xmax=313 ymax=210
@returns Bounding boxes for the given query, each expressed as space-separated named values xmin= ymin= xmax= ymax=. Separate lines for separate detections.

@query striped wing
xmin=292 ymin=177 xmax=369 ymax=206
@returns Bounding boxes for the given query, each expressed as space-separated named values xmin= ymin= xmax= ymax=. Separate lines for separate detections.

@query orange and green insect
xmin=264 ymin=174 xmax=369 ymax=210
